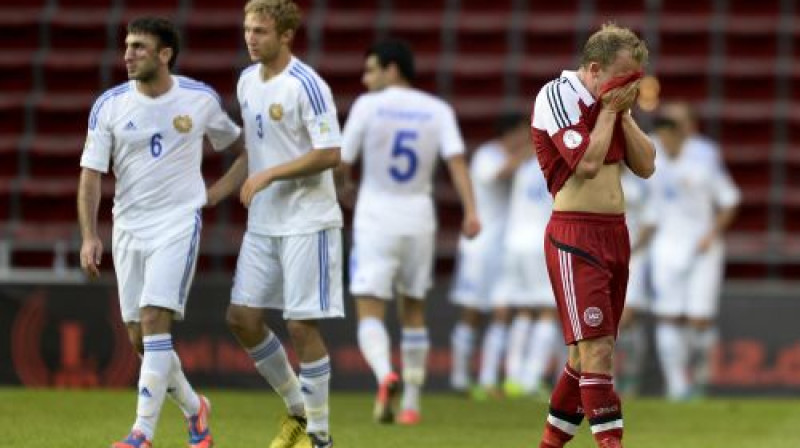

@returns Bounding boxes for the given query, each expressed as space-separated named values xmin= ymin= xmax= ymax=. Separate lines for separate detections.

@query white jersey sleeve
xmin=439 ymin=103 xmax=465 ymax=158
xmin=294 ymin=67 xmax=341 ymax=150
xmin=710 ymin=150 xmax=741 ymax=209
xmin=341 ymin=94 xmax=371 ymax=163
xmin=532 ymin=79 xmax=582 ymax=137
xmin=471 ymin=145 xmax=506 ymax=184
xmin=81 ymin=84 xmax=130 ymax=173
xmin=204 ymin=97 xmax=241 ymax=151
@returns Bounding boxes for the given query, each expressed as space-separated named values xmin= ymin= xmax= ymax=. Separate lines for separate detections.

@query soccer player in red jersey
xmin=530 ymin=23 xmax=655 ymax=448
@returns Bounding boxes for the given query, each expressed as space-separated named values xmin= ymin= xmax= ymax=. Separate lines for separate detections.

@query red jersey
xmin=531 ymin=70 xmax=627 ymax=196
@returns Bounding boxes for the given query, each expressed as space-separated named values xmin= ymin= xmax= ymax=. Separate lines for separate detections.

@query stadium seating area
xmin=1 ymin=0 xmax=797 ymax=279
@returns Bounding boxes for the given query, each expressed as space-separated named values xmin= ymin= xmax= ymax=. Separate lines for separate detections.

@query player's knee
xmin=226 ymin=305 xmax=259 ymax=336
xmin=580 ymin=337 xmax=615 ymax=373
xmin=287 ymin=320 xmax=319 ymax=349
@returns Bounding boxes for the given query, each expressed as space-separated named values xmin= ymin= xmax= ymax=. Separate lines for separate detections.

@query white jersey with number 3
xmin=341 ymin=86 xmax=465 ymax=235
xmin=237 ymin=57 xmax=343 ymax=236
xmin=80 ymin=76 xmax=241 ymax=243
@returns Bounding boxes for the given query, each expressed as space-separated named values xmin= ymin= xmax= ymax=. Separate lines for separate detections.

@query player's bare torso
xmin=554 ymin=162 xmax=624 ymax=213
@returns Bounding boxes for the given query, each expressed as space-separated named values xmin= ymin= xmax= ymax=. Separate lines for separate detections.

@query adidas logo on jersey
xmin=124 ymin=121 xmax=137 ymax=130
xmin=139 ymin=387 xmax=152 ymax=398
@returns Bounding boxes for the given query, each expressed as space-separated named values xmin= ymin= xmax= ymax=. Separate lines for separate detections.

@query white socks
xmin=401 ymin=328 xmax=429 ymax=412
xmin=478 ymin=322 xmax=507 ymax=388
xmin=133 ymin=334 xmax=174 ymax=440
xmin=357 ymin=317 xmax=393 ymax=383
xmin=166 ymin=351 xmax=201 ymax=417
xmin=688 ymin=326 xmax=718 ymax=390
xmin=450 ymin=322 xmax=476 ymax=390
xmin=521 ymin=319 xmax=559 ymax=393
xmin=248 ymin=332 xmax=305 ymax=417
xmin=299 ymin=356 xmax=331 ymax=435
xmin=505 ymin=315 xmax=532 ymax=384
xmin=656 ymin=322 xmax=690 ymax=399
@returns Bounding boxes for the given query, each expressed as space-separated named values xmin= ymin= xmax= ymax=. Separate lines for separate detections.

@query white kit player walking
xmin=494 ymin=152 xmax=561 ymax=399
xmin=645 ymin=102 xmax=740 ymax=400
xmin=78 ymin=17 xmax=241 ymax=448
xmin=615 ymin=167 xmax=654 ymax=396
xmin=206 ymin=2 xmax=343 ymax=448
xmin=339 ymin=39 xmax=480 ymax=425
xmin=448 ymin=113 xmax=529 ymax=398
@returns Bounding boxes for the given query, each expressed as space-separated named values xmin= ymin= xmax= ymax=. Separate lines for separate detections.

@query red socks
xmin=539 ymin=365 xmax=584 ymax=448
xmin=580 ymin=372 xmax=623 ymax=446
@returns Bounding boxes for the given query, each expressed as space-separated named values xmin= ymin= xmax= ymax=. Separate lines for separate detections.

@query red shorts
xmin=544 ymin=211 xmax=630 ymax=344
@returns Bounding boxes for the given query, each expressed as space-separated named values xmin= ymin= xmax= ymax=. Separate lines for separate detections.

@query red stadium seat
xmin=385 ymin=11 xmax=444 ymax=55
xmin=0 ymin=95 xmax=27 ymax=136
xmin=724 ymin=27 xmax=778 ymax=61
xmin=184 ymin=11 xmax=244 ymax=52
xmin=49 ymin=10 xmax=111 ymax=51
xmin=723 ymin=144 xmax=772 ymax=189
xmin=0 ymin=52 xmax=34 ymax=93
xmin=0 ymin=10 xmax=41 ymax=51
xmin=28 ymin=135 xmax=84 ymax=178
xmin=658 ymin=22 xmax=711 ymax=58
xmin=728 ymin=188 xmax=769 ymax=232
xmin=459 ymin=0 xmax=515 ymax=13
xmin=455 ymin=11 xmax=511 ymax=55
xmin=0 ymin=136 xmax=20 ymax=178
xmin=179 ymin=52 xmax=242 ymax=98
xmin=31 ymin=94 xmax=93 ymax=138
xmin=41 ymin=52 xmax=103 ymax=94
xmin=321 ymin=11 xmax=377 ymax=53
xmin=449 ymin=56 xmax=506 ymax=98
xmin=388 ymin=0 xmax=447 ymax=13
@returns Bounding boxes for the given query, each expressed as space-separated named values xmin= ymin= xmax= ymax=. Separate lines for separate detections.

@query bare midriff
xmin=553 ymin=163 xmax=624 ymax=213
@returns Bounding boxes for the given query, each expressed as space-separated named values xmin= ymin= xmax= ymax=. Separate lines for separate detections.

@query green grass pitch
xmin=2 ymin=388 xmax=799 ymax=447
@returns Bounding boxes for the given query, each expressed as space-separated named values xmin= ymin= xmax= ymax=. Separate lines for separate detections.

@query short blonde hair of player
xmin=580 ymin=23 xmax=649 ymax=68
xmin=244 ymin=0 xmax=302 ymax=36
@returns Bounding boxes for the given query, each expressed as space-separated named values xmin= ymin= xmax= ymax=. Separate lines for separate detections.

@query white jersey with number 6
xmin=80 ymin=76 xmax=241 ymax=243
xmin=341 ymin=86 xmax=465 ymax=235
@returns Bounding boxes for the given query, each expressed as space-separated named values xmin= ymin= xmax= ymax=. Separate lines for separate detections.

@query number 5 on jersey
xmin=390 ymin=130 xmax=418 ymax=182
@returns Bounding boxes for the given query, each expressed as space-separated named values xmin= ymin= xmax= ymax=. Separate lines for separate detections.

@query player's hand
xmin=80 ymin=237 xmax=103 ymax=279
xmin=697 ymin=231 xmax=716 ymax=253
xmin=204 ymin=189 xmax=219 ymax=208
xmin=601 ymin=81 xmax=640 ymax=113
xmin=461 ymin=213 xmax=481 ymax=239
xmin=240 ymin=171 xmax=272 ymax=208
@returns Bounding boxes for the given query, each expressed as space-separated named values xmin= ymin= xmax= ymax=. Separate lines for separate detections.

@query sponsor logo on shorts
xmin=583 ymin=306 xmax=603 ymax=327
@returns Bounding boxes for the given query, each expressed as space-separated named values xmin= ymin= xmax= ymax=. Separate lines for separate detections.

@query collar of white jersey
xmin=130 ymin=75 xmax=179 ymax=104
xmin=560 ymin=70 xmax=595 ymax=106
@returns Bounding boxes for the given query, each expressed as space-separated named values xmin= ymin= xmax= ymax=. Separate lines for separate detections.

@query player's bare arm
xmin=333 ymin=162 xmax=357 ymax=209
xmin=697 ymin=205 xmax=738 ymax=252
xmin=206 ymin=138 xmax=248 ymax=207
xmin=77 ymin=167 xmax=103 ymax=278
xmin=445 ymin=154 xmax=481 ymax=238
xmin=240 ymin=146 xmax=340 ymax=207
xmin=620 ymin=112 xmax=656 ymax=178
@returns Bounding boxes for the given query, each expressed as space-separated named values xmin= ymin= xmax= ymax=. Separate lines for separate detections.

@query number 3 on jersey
xmin=389 ymin=130 xmax=418 ymax=182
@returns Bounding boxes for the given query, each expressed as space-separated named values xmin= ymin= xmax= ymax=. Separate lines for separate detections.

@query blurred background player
xmin=78 ymin=16 xmax=241 ymax=448
xmin=493 ymin=147 xmax=561 ymax=400
xmin=614 ymin=167 xmax=654 ymax=397
xmin=339 ymin=39 xmax=480 ymax=425
xmin=646 ymin=101 xmax=740 ymax=401
xmin=207 ymin=1 xmax=344 ymax=447
xmin=448 ymin=112 xmax=529 ymax=397
xmin=531 ymin=23 xmax=654 ymax=448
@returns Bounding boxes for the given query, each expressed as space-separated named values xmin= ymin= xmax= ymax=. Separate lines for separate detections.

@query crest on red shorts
xmin=584 ymin=307 xmax=603 ymax=327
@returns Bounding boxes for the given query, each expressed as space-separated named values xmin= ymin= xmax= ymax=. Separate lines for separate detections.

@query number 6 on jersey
xmin=389 ymin=130 xmax=418 ymax=182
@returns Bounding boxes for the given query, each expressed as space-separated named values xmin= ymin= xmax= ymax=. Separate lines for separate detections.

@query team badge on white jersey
xmin=269 ymin=103 xmax=283 ymax=121
xmin=173 ymin=115 xmax=192 ymax=133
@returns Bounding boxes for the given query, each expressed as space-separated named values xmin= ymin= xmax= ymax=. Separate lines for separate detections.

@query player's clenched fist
xmin=602 ymin=80 xmax=640 ymax=113
xmin=80 ymin=237 xmax=103 ymax=279
xmin=461 ymin=212 xmax=481 ymax=239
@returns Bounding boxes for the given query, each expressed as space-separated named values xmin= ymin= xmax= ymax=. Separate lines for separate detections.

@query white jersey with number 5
xmin=80 ymin=76 xmax=241 ymax=243
xmin=341 ymin=86 xmax=465 ymax=235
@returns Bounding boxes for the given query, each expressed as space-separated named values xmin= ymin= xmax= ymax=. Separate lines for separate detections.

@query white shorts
xmin=231 ymin=229 xmax=344 ymax=320
xmin=349 ymin=230 xmax=434 ymax=300
xmin=449 ymin=231 xmax=504 ymax=310
xmin=651 ymin=241 xmax=724 ymax=319
xmin=112 ymin=213 xmax=202 ymax=323
xmin=492 ymin=247 xmax=555 ymax=308
xmin=625 ymin=251 xmax=650 ymax=311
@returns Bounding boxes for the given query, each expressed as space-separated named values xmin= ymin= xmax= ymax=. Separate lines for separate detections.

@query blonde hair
xmin=244 ymin=0 xmax=302 ymax=36
xmin=580 ymin=23 xmax=648 ymax=68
